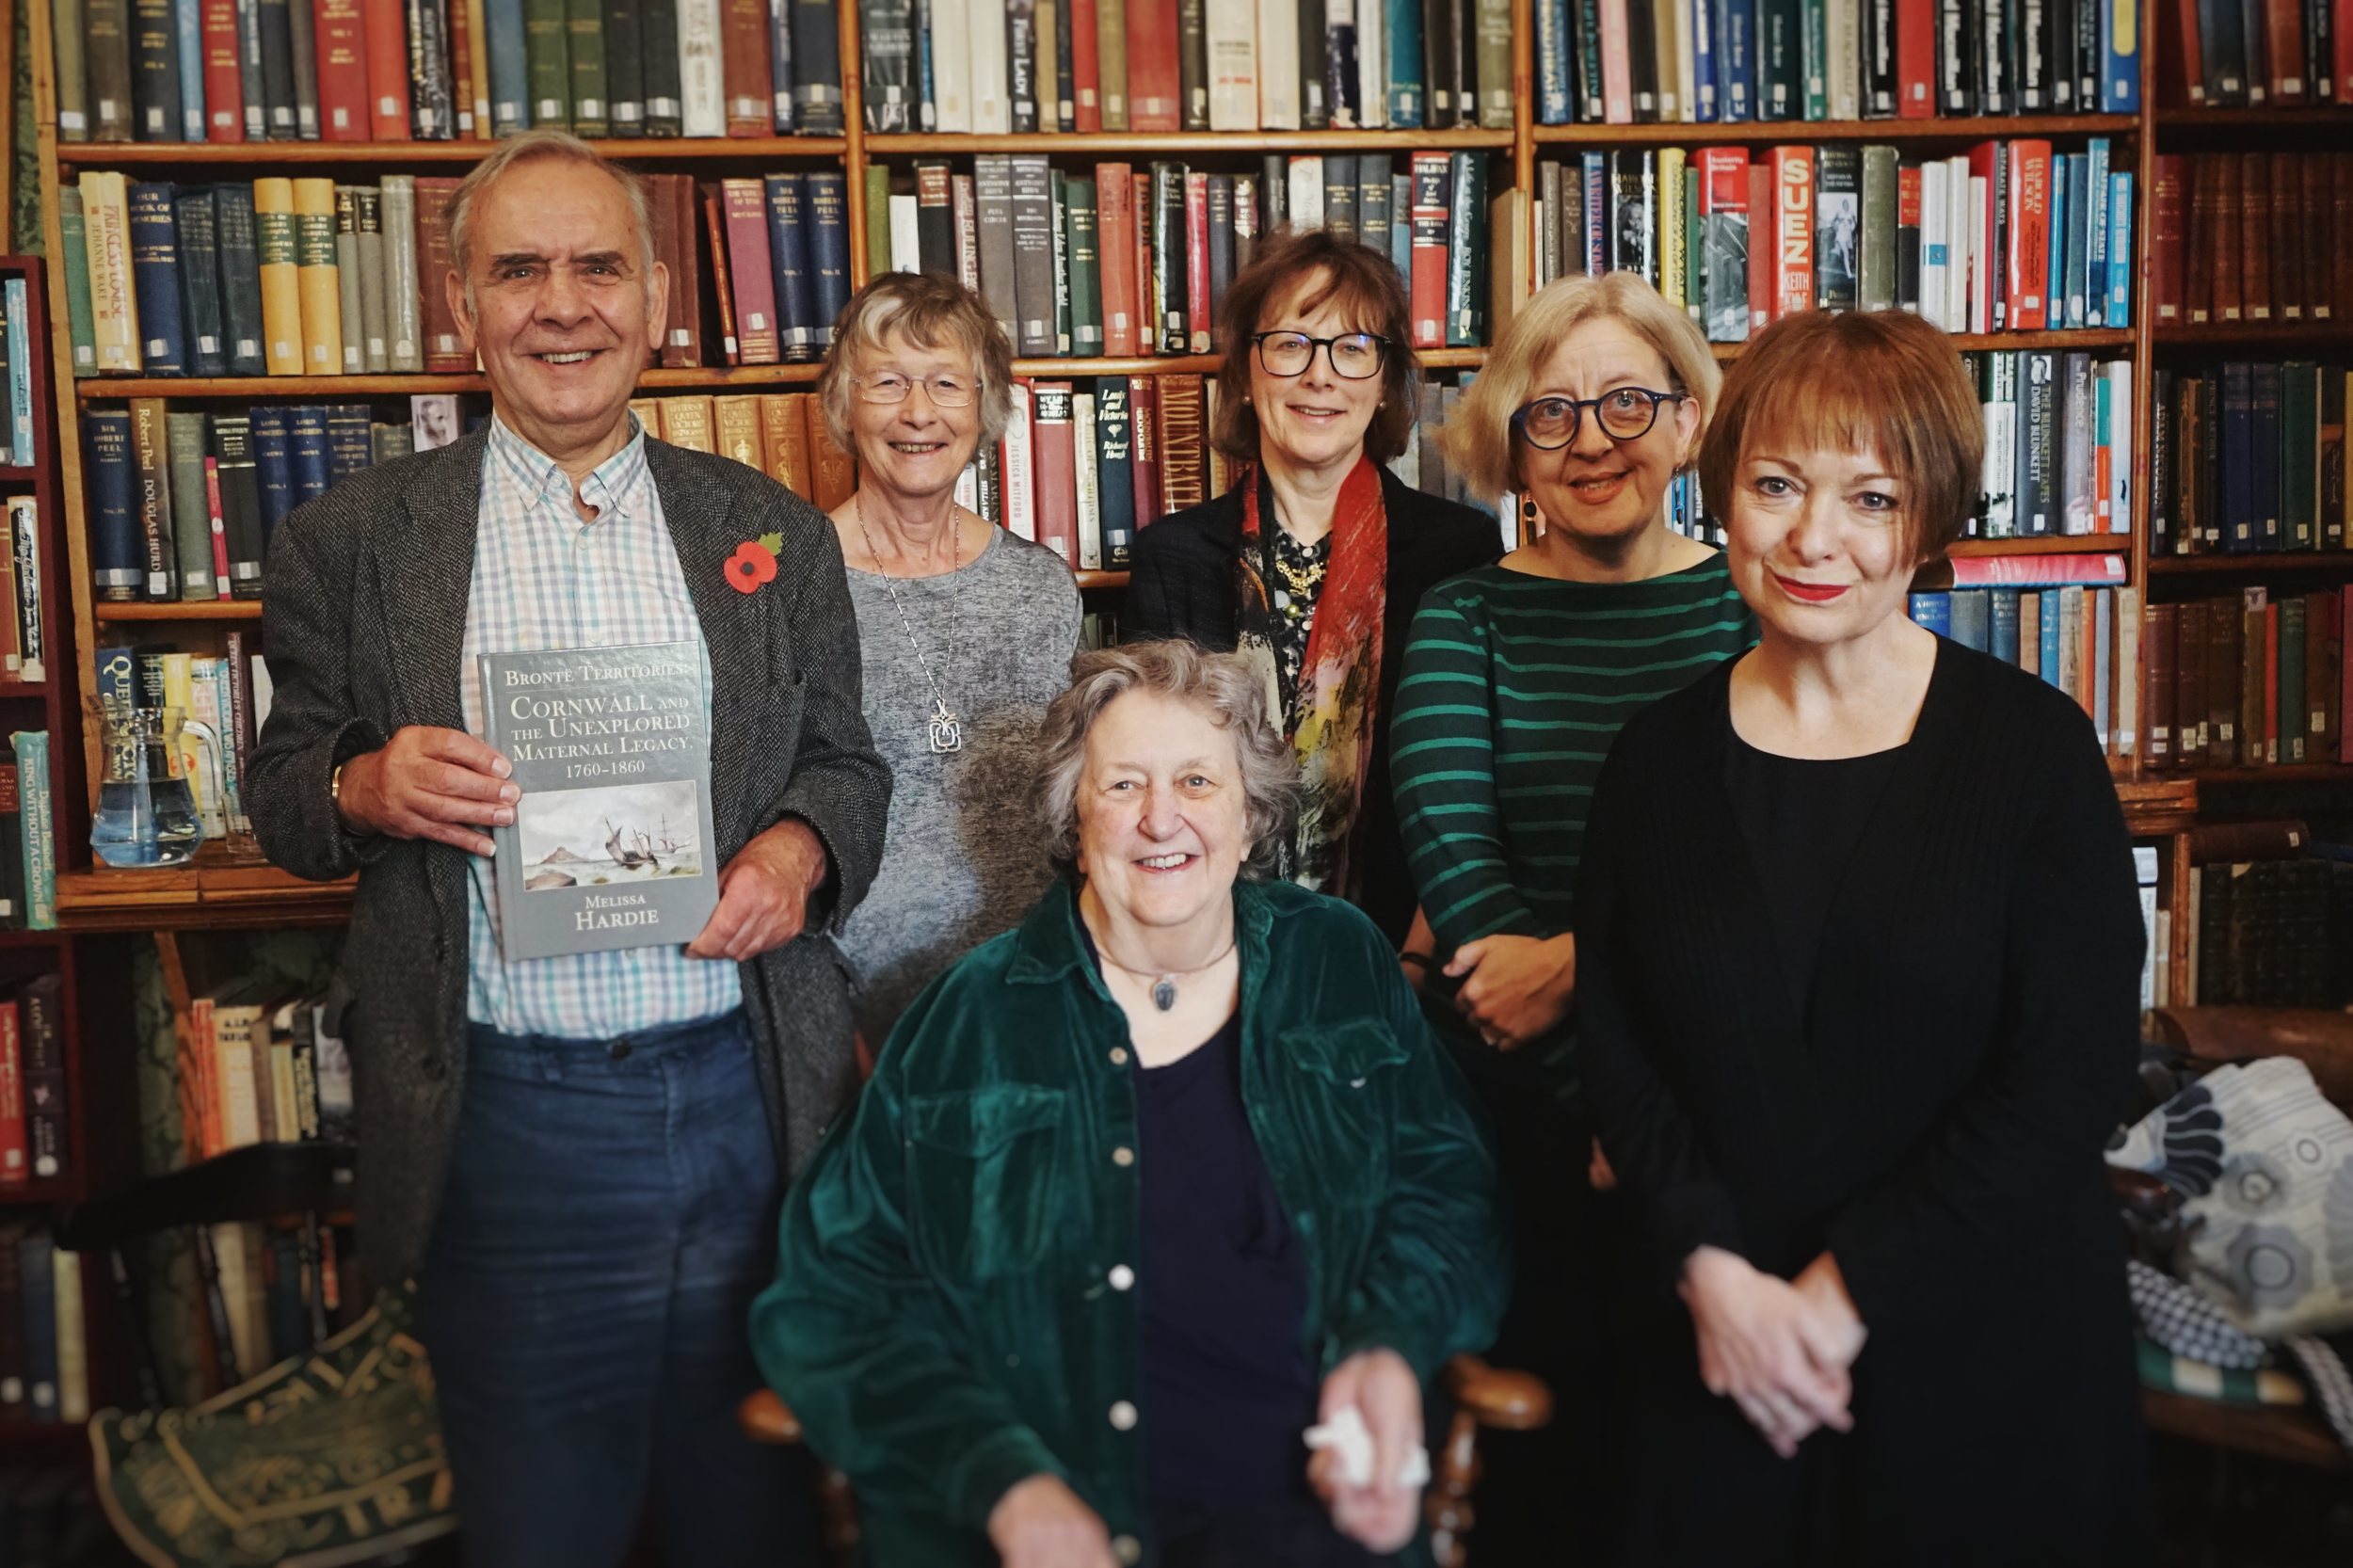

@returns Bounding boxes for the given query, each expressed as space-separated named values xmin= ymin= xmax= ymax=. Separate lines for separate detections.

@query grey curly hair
xmin=1036 ymin=642 xmax=1300 ymax=883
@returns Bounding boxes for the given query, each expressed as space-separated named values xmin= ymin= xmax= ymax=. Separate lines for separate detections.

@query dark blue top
xmin=1077 ymin=920 xmax=1319 ymax=1526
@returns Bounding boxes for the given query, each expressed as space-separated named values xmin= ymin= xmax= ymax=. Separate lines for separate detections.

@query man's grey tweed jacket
xmin=248 ymin=423 xmax=891 ymax=1287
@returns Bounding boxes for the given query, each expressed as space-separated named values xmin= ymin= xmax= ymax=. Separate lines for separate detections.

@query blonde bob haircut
xmin=1438 ymin=271 xmax=1721 ymax=503
xmin=816 ymin=271 xmax=1018 ymax=454
xmin=1699 ymin=309 xmax=1985 ymax=564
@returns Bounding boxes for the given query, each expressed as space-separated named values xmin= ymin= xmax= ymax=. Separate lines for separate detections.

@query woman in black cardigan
xmin=1127 ymin=227 xmax=1499 ymax=946
xmin=1580 ymin=310 xmax=2152 ymax=1563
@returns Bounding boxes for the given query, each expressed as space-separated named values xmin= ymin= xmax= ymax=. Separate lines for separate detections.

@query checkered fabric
xmin=2128 ymin=1258 xmax=2267 ymax=1371
xmin=459 ymin=415 xmax=740 ymax=1038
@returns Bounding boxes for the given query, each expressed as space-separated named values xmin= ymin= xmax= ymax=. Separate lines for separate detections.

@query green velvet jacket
xmin=752 ymin=876 xmax=1511 ymax=1566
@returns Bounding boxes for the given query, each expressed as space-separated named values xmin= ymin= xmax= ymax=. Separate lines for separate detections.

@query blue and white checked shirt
xmin=460 ymin=414 xmax=742 ymax=1038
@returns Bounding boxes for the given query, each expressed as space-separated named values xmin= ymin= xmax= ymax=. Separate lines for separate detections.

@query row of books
xmin=0 ymin=979 xmax=69 ymax=1191
xmin=1531 ymin=0 xmax=2145 ymax=121
xmin=2168 ymin=0 xmax=2352 ymax=107
xmin=2144 ymin=588 xmax=2347 ymax=769
xmin=1906 ymin=570 xmax=2142 ymax=753
xmin=857 ymin=0 xmax=1519 ymax=134
xmin=2185 ymin=851 xmax=2353 ymax=1011
xmin=2149 ymin=152 xmax=2352 ymax=329
xmin=628 ymin=389 xmax=856 ymax=505
xmin=856 ymin=0 xmax=2144 ymax=135
xmin=187 ymin=981 xmax=355 ymax=1162
xmin=67 ymin=168 xmax=857 ymax=378
xmin=2150 ymin=363 xmax=2348 ymax=557
xmin=0 ymin=1232 xmax=87 ymax=1427
xmin=853 ymin=153 xmax=1494 ymax=362
xmin=54 ymin=0 xmax=848 ymax=143
xmin=1959 ymin=350 xmax=2133 ymax=539
xmin=96 ymin=642 xmax=275 ymax=843
xmin=200 ymin=1218 xmax=348 ymax=1387
xmin=84 ymin=398 xmax=454 ymax=601
xmin=1538 ymin=137 xmax=2134 ymax=343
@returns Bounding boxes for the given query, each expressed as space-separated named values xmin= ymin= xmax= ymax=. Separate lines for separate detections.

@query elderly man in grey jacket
xmin=247 ymin=130 xmax=888 ymax=1568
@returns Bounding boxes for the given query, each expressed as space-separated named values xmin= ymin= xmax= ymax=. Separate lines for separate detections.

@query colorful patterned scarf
xmin=1234 ymin=456 xmax=1388 ymax=901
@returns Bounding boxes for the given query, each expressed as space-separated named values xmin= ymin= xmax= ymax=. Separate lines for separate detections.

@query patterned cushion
xmin=2108 ymin=1057 xmax=2353 ymax=1337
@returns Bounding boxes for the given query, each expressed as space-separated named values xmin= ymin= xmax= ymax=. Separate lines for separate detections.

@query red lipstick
xmin=1772 ymin=572 xmax=1849 ymax=603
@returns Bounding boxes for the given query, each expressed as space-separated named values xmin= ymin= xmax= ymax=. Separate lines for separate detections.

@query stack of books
xmin=196 ymin=1215 xmax=348 ymax=1387
xmin=0 ymin=978 xmax=71 ymax=1192
xmin=850 ymin=153 xmax=1495 ymax=360
xmin=84 ymin=397 xmax=461 ymax=601
xmin=1529 ymin=0 xmax=2144 ymax=122
xmin=52 ymin=0 xmax=846 ymax=143
xmin=1549 ymin=137 xmax=2134 ymax=341
xmin=0 ymin=1230 xmax=88 ymax=1427
xmin=1960 ymin=349 xmax=2135 ymax=539
xmin=2152 ymin=364 xmax=2350 ymax=557
xmin=186 ymin=982 xmax=356 ymax=1162
xmin=2142 ymin=588 xmax=2348 ymax=769
xmin=64 ymin=168 xmax=849 ymax=379
xmin=2166 ymin=0 xmax=2348 ymax=109
xmin=1907 ymin=551 xmax=2142 ymax=756
xmin=857 ymin=0 xmax=1519 ymax=134
xmin=2149 ymin=153 xmax=2351 ymax=330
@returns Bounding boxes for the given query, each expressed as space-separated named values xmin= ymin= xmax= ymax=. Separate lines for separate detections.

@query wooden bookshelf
xmin=2153 ymin=322 xmax=2353 ymax=347
xmin=2153 ymin=105 xmax=2353 ymax=129
xmin=2148 ymin=554 xmax=2353 ymax=574
xmin=93 ymin=601 xmax=263 ymax=622
xmin=1946 ymin=534 xmax=2137 ymax=557
xmin=11 ymin=0 xmax=2252 ymax=933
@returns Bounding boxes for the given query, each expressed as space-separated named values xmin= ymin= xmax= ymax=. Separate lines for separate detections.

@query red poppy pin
xmin=725 ymin=535 xmax=783 ymax=594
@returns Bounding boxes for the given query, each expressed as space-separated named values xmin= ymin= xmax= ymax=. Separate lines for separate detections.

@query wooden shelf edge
xmin=56 ymin=135 xmax=852 ymax=166
xmin=2164 ymin=763 xmax=2353 ymax=783
xmin=1945 ymin=533 xmax=2135 ymax=557
xmin=95 ymin=600 xmax=263 ymax=621
xmin=865 ymin=129 xmax=1518 ymax=155
xmin=2154 ymin=106 xmax=2353 ymax=129
xmin=79 ymin=363 xmax=832 ymax=398
xmin=1533 ymin=113 xmax=2138 ymax=145
xmin=2150 ymin=553 xmax=2353 ymax=573
xmin=2154 ymin=321 xmax=2353 ymax=344
xmin=56 ymin=864 xmax=358 ymax=931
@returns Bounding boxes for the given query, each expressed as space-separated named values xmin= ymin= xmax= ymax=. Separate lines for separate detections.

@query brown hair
xmin=1699 ymin=309 xmax=1985 ymax=563
xmin=1210 ymin=228 xmax=1418 ymax=468
xmin=1439 ymin=271 xmax=1721 ymax=501
xmin=816 ymin=270 xmax=1019 ymax=450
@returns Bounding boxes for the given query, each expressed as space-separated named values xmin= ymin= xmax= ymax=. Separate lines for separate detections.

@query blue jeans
xmin=420 ymin=1009 xmax=821 ymax=1568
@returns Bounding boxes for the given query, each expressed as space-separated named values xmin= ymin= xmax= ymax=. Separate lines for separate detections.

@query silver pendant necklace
xmin=1100 ymin=941 xmax=1238 ymax=1012
xmin=856 ymin=493 xmax=964 ymax=755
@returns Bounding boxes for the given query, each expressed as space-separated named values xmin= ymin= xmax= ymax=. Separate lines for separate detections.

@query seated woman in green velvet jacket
xmin=754 ymin=640 xmax=1509 ymax=1568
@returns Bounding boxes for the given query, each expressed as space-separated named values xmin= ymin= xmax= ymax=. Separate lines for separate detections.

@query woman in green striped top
xmin=1386 ymin=272 xmax=1755 ymax=1557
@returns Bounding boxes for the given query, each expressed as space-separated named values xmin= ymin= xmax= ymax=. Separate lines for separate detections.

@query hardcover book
xmin=481 ymin=642 xmax=719 ymax=962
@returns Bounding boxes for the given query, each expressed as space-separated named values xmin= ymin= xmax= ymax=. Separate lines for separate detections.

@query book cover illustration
xmin=480 ymin=641 xmax=718 ymax=962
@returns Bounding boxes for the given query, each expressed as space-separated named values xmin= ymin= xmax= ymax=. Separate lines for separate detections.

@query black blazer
xmin=1127 ymin=467 xmax=1502 ymax=944
xmin=1578 ymin=643 xmax=2150 ymax=1562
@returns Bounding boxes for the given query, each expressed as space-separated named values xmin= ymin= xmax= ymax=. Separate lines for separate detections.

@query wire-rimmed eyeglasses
xmin=853 ymin=371 xmax=976 ymax=408
xmin=1250 ymin=331 xmax=1390 ymax=380
xmin=1511 ymin=389 xmax=1686 ymax=450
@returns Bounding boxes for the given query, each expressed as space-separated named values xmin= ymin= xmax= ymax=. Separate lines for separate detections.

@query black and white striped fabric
xmin=2128 ymin=1258 xmax=2268 ymax=1370
xmin=2283 ymin=1336 xmax=2353 ymax=1451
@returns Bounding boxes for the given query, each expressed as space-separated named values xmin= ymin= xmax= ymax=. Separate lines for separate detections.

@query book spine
xmin=332 ymin=187 xmax=364 ymax=372
xmin=1096 ymin=162 xmax=1138 ymax=356
xmin=765 ymin=174 xmax=815 ymax=360
xmin=1031 ymin=382 xmax=1079 ymax=561
xmin=133 ymin=0 xmax=187 ymax=141
xmin=130 ymin=398 xmax=177 ymax=599
xmin=361 ymin=0 xmax=411 ymax=134
xmin=1068 ymin=177 xmax=1103 ymax=355
xmin=638 ymin=0 xmax=680 ymax=130
xmin=789 ymin=0 xmax=842 ymax=129
xmin=722 ymin=179 xmax=782 ymax=363
xmin=287 ymin=0 xmax=323 ymax=135
xmin=125 ymin=181 xmax=186 ymax=377
xmin=291 ymin=177 xmax=344 ymax=374
xmin=808 ymin=172 xmax=849 ymax=344
xmin=1409 ymin=150 xmax=1449 ymax=346
xmin=603 ymin=0 xmax=644 ymax=131
xmin=570 ymin=0 xmax=612 ymax=133
xmin=1095 ymin=376 xmax=1136 ymax=565
xmin=59 ymin=195 xmax=100 ymax=380
xmin=10 ymin=736 xmax=51 ymax=931
xmin=1150 ymin=160 xmax=1190 ymax=353
xmin=314 ymin=0 xmax=372 ymax=135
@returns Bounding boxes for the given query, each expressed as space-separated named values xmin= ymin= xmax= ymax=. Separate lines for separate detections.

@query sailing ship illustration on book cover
xmin=480 ymin=641 xmax=719 ymax=961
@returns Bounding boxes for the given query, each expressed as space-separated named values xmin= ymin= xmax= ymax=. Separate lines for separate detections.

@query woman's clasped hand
xmin=1441 ymin=932 xmax=1577 ymax=1050
xmin=1678 ymin=1247 xmax=1867 ymax=1458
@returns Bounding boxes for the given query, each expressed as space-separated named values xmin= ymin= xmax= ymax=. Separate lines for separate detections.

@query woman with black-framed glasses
xmin=1127 ymin=227 xmax=1499 ymax=947
xmin=1385 ymin=270 xmax=1757 ymax=1561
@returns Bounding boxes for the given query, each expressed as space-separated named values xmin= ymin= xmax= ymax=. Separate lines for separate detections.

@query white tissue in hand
xmin=1303 ymin=1406 xmax=1432 ymax=1489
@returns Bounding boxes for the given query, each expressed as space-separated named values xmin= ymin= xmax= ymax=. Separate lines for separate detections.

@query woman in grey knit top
xmin=821 ymin=273 xmax=1081 ymax=1045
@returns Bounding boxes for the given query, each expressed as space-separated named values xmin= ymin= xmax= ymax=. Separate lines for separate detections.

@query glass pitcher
xmin=91 ymin=702 xmax=202 ymax=868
